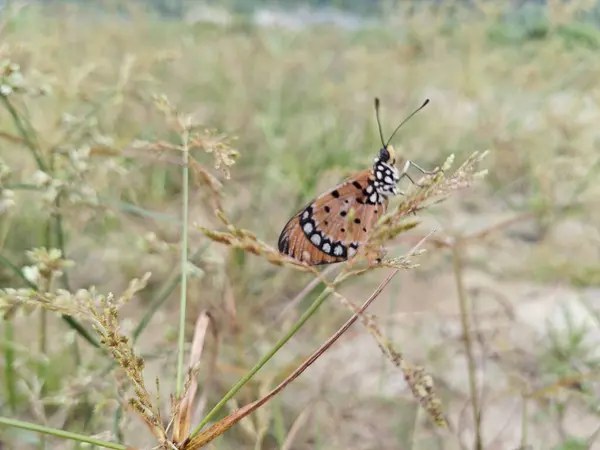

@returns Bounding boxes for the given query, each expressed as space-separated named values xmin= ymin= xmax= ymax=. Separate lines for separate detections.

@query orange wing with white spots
xmin=278 ymin=169 xmax=389 ymax=265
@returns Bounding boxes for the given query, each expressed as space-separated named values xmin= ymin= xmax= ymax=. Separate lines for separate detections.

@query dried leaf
xmin=184 ymin=402 xmax=258 ymax=449
xmin=172 ymin=311 xmax=216 ymax=444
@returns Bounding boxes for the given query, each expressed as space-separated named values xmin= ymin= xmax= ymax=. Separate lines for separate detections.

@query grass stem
xmin=39 ymin=308 xmax=47 ymax=392
xmin=521 ymin=396 xmax=528 ymax=449
xmin=452 ymin=240 xmax=482 ymax=450
xmin=175 ymin=126 xmax=191 ymax=397
xmin=4 ymin=320 xmax=17 ymax=411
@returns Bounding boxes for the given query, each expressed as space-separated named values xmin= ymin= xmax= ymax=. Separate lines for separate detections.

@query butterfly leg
xmin=408 ymin=160 xmax=443 ymax=176
xmin=391 ymin=185 xmax=406 ymax=196
xmin=399 ymin=161 xmax=442 ymax=188
xmin=400 ymin=172 xmax=420 ymax=186
xmin=367 ymin=245 xmax=387 ymax=266
xmin=398 ymin=170 xmax=427 ymax=188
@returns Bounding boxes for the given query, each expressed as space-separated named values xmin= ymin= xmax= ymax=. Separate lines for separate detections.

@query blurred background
xmin=1 ymin=0 xmax=600 ymax=449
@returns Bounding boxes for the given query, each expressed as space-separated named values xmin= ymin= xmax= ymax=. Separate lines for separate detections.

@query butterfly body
xmin=278 ymin=98 xmax=434 ymax=266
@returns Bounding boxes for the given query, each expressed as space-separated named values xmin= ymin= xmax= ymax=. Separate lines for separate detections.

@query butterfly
xmin=278 ymin=97 xmax=436 ymax=266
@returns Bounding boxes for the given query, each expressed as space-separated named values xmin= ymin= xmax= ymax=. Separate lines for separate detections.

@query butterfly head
xmin=378 ymin=144 xmax=408 ymax=172
xmin=378 ymin=145 xmax=396 ymax=165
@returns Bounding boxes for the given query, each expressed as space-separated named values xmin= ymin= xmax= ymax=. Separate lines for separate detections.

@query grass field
xmin=1 ymin=1 xmax=600 ymax=449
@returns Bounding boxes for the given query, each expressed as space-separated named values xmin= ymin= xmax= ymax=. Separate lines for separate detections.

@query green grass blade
xmin=132 ymin=271 xmax=180 ymax=342
xmin=0 ymin=251 xmax=37 ymax=289
xmin=0 ymin=416 xmax=127 ymax=450
xmin=0 ymin=96 xmax=46 ymax=171
xmin=175 ymin=129 xmax=190 ymax=397
xmin=110 ymin=200 xmax=181 ymax=224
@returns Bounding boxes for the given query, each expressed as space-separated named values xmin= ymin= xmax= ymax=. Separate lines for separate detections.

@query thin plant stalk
xmin=452 ymin=240 xmax=482 ymax=450
xmin=39 ymin=308 xmax=47 ymax=395
xmin=190 ymin=286 xmax=334 ymax=438
xmin=176 ymin=126 xmax=191 ymax=397
xmin=0 ymin=416 xmax=127 ymax=450
xmin=4 ymin=320 xmax=17 ymax=411
xmin=54 ymin=192 xmax=71 ymax=291
xmin=521 ymin=396 xmax=528 ymax=449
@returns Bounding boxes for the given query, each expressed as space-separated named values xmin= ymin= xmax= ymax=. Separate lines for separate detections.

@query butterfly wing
xmin=278 ymin=169 xmax=388 ymax=265
xmin=278 ymin=213 xmax=343 ymax=265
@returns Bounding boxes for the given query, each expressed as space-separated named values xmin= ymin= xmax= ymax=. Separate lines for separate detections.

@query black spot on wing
xmin=278 ymin=232 xmax=290 ymax=253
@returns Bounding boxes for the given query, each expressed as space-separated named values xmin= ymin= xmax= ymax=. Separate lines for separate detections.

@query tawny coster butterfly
xmin=278 ymin=98 xmax=435 ymax=266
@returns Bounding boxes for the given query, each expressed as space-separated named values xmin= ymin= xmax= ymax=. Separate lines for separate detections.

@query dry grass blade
xmin=281 ymin=404 xmax=313 ymax=450
xmin=0 ymin=130 xmax=25 ymax=144
xmin=192 ymin=311 xmax=219 ymax=420
xmin=189 ymin=157 xmax=224 ymax=212
xmin=221 ymin=275 xmax=239 ymax=332
xmin=196 ymin=210 xmax=318 ymax=274
xmin=527 ymin=372 xmax=595 ymax=400
xmin=171 ymin=311 xmax=218 ymax=444
xmin=183 ymin=268 xmax=402 ymax=449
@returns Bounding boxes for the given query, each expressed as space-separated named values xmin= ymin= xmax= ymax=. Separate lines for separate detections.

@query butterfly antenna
xmin=374 ymin=97 xmax=386 ymax=147
xmin=385 ymin=98 xmax=430 ymax=147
